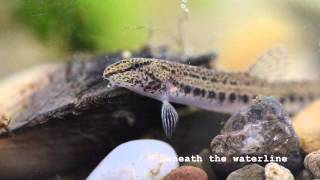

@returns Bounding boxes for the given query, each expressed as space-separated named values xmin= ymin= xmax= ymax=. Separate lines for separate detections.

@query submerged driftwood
xmin=0 ymin=47 xmax=223 ymax=179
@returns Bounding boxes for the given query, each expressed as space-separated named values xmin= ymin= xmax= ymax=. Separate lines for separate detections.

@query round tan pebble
xmin=293 ymin=100 xmax=320 ymax=153
xmin=164 ymin=166 xmax=208 ymax=180
xmin=265 ymin=163 xmax=294 ymax=180
xmin=304 ymin=150 xmax=320 ymax=178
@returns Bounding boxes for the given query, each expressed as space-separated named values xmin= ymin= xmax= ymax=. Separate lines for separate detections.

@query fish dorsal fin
xmin=248 ymin=45 xmax=291 ymax=82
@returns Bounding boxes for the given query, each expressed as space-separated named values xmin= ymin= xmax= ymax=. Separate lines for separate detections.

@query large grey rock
xmin=210 ymin=97 xmax=302 ymax=175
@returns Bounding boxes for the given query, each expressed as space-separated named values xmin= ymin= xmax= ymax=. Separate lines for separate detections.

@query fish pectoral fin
xmin=161 ymin=100 xmax=179 ymax=138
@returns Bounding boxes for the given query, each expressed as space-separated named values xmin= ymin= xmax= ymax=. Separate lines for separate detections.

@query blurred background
xmin=1 ymin=0 xmax=320 ymax=79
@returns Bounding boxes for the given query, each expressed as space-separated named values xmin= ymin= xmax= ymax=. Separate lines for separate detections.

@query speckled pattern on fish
xmin=103 ymin=58 xmax=320 ymax=137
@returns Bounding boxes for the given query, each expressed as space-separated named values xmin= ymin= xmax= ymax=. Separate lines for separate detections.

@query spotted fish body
xmin=103 ymin=58 xmax=320 ymax=136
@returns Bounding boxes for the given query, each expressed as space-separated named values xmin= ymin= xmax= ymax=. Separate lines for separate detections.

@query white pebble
xmin=87 ymin=139 xmax=179 ymax=180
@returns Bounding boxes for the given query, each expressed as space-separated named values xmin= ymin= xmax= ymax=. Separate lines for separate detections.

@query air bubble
xmin=180 ymin=0 xmax=189 ymax=14
xmin=107 ymin=83 xmax=113 ymax=89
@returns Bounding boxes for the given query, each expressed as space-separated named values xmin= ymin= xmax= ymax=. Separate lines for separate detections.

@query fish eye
xmin=133 ymin=63 xmax=140 ymax=68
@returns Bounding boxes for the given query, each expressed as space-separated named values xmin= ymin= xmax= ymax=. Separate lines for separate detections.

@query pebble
xmin=184 ymin=149 xmax=217 ymax=180
xmin=304 ymin=150 xmax=320 ymax=178
xmin=210 ymin=97 xmax=302 ymax=175
xmin=87 ymin=139 xmax=179 ymax=180
xmin=164 ymin=166 xmax=208 ymax=180
xmin=295 ymin=169 xmax=313 ymax=180
xmin=265 ymin=163 xmax=294 ymax=180
xmin=293 ymin=100 xmax=320 ymax=153
xmin=226 ymin=164 xmax=264 ymax=180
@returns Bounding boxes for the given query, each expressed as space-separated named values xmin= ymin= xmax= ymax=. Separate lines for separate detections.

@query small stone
xmin=226 ymin=164 xmax=264 ymax=180
xmin=210 ymin=97 xmax=302 ymax=175
xmin=87 ymin=139 xmax=179 ymax=180
xmin=164 ymin=166 xmax=208 ymax=180
xmin=265 ymin=163 xmax=294 ymax=180
xmin=295 ymin=169 xmax=313 ymax=180
xmin=184 ymin=149 xmax=217 ymax=180
xmin=304 ymin=150 xmax=320 ymax=178
xmin=293 ymin=100 xmax=320 ymax=153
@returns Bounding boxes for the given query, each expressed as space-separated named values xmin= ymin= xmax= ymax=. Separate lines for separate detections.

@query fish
xmin=103 ymin=57 xmax=320 ymax=137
